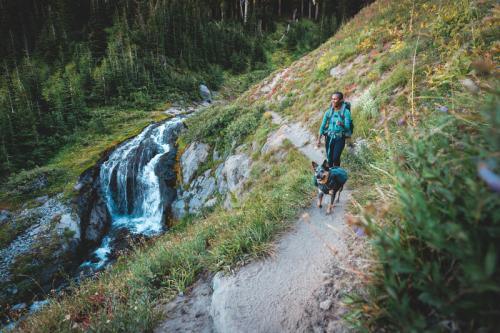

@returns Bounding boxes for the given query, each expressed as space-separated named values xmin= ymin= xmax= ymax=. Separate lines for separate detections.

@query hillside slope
xmin=13 ymin=0 xmax=499 ymax=331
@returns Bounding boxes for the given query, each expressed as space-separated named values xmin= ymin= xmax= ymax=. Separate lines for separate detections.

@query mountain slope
xmin=14 ymin=0 xmax=499 ymax=331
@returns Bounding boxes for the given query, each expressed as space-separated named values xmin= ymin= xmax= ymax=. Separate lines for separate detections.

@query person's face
xmin=331 ymin=94 xmax=342 ymax=107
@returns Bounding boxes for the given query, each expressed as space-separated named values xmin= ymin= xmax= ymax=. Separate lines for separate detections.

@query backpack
xmin=340 ymin=102 xmax=354 ymax=137
xmin=329 ymin=166 xmax=348 ymax=186
xmin=327 ymin=101 xmax=354 ymax=137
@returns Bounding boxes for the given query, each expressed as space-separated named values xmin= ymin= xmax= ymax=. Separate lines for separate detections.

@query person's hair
xmin=332 ymin=91 xmax=343 ymax=100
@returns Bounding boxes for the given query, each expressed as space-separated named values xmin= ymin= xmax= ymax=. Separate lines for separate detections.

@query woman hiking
xmin=316 ymin=92 xmax=352 ymax=167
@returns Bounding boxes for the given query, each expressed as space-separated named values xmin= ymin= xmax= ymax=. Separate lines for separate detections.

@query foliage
xmin=183 ymin=104 xmax=265 ymax=155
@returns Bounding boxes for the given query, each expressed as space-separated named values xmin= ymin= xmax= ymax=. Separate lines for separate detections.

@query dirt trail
xmin=155 ymin=113 xmax=360 ymax=333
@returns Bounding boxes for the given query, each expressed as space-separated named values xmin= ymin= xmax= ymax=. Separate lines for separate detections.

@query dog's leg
xmin=327 ymin=190 xmax=336 ymax=214
xmin=317 ymin=190 xmax=324 ymax=208
xmin=337 ymin=185 xmax=343 ymax=203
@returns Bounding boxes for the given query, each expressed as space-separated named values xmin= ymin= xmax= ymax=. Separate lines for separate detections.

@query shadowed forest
xmin=0 ymin=0 xmax=369 ymax=178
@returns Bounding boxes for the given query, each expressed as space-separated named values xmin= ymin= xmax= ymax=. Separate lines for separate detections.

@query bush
xmin=4 ymin=166 xmax=65 ymax=196
xmin=358 ymin=98 xmax=500 ymax=331
xmin=356 ymin=85 xmax=379 ymax=119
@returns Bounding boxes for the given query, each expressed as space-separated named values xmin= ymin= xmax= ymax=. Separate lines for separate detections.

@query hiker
xmin=316 ymin=92 xmax=352 ymax=167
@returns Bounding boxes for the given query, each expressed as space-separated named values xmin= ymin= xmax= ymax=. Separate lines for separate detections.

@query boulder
xmin=222 ymin=154 xmax=251 ymax=194
xmin=181 ymin=142 xmax=210 ymax=184
xmin=188 ymin=176 xmax=216 ymax=213
xmin=75 ymin=162 xmax=111 ymax=248
xmin=0 ymin=209 xmax=11 ymax=225
xmin=171 ymin=196 xmax=187 ymax=220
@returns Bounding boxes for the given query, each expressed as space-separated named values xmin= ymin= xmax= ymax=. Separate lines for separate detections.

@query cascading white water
xmin=82 ymin=118 xmax=183 ymax=269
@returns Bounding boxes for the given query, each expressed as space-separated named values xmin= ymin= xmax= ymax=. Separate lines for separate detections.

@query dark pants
xmin=325 ymin=135 xmax=345 ymax=167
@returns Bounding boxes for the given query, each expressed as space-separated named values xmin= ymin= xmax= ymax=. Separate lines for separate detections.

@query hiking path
xmin=155 ymin=112 xmax=364 ymax=333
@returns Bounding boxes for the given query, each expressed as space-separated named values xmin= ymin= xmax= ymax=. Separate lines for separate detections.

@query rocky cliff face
xmin=0 ymin=195 xmax=82 ymax=315
xmin=0 ymin=145 xmax=115 ymax=319
xmin=172 ymin=141 xmax=252 ymax=219
xmin=75 ymin=154 xmax=113 ymax=250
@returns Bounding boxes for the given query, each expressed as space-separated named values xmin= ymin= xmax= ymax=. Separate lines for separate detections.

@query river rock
xmin=0 ymin=209 xmax=11 ymax=224
xmin=181 ymin=142 xmax=210 ymax=184
xmin=75 ymin=161 xmax=111 ymax=248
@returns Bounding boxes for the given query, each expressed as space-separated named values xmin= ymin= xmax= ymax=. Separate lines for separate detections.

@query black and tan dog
xmin=312 ymin=160 xmax=348 ymax=214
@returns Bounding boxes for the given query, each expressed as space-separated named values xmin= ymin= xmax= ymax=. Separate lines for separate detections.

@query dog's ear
xmin=322 ymin=159 xmax=329 ymax=169
xmin=312 ymin=161 xmax=318 ymax=170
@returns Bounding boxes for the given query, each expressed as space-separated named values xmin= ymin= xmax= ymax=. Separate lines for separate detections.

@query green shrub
xmin=357 ymin=97 xmax=500 ymax=331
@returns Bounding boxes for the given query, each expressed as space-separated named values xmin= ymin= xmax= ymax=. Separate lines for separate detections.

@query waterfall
xmin=82 ymin=118 xmax=184 ymax=269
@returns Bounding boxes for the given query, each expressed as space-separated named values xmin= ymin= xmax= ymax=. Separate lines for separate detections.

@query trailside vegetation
xmin=242 ymin=0 xmax=498 ymax=330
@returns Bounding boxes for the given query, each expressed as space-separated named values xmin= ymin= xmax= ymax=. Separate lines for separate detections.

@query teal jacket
xmin=319 ymin=102 xmax=352 ymax=138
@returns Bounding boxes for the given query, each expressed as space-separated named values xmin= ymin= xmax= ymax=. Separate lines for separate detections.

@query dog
xmin=312 ymin=160 xmax=348 ymax=214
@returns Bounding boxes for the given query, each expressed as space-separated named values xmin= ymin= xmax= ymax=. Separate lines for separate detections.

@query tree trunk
xmin=315 ymin=0 xmax=319 ymax=20
xmin=278 ymin=0 xmax=281 ymax=16
xmin=244 ymin=0 xmax=248 ymax=24
xmin=308 ymin=0 xmax=312 ymax=19
xmin=301 ymin=0 xmax=304 ymax=18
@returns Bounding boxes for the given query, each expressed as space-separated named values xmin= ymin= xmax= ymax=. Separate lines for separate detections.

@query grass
xmin=16 ymin=147 xmax=313 ymax=332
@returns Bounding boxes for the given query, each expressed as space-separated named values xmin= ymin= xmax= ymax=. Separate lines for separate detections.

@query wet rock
xmin=11 ymin=303 xmax=27 ymax=312
xmin=181 ymin=142 xmax=210 ymax=184
xmin=75 ymin=162 xmax=111 ymax=248
xmin=35 ymin=195 xmax=49 ymax=204
xmin=0 ymin=209 xmax=11 ymax=224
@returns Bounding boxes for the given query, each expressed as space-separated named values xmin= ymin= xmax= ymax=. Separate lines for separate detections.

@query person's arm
xmin=317 ymin=110 xmax=328 ymax=147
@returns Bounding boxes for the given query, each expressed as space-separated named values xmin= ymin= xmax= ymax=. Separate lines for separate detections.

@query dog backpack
xmin=329 ymin=167 xmax=348 ymax=185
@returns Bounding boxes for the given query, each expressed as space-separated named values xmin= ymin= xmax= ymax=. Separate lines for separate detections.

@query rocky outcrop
xmin=220 ymin=154 xmax=251 ymax=194
xmin=181 ymin=142 xmax=210 ymax=184
xmin=172 ymin=146 xmax=252 ymax=219
xmin=0 ymin=195 xmax=81 ymax=313
xmin=74 ymin=154 xmax=112 ymax=248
